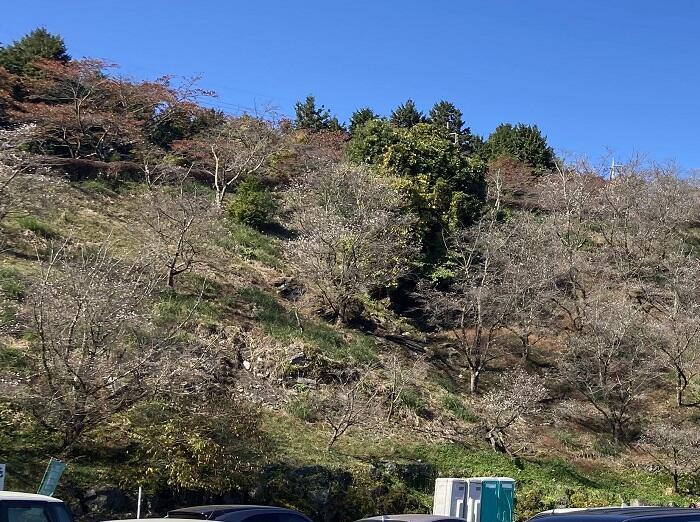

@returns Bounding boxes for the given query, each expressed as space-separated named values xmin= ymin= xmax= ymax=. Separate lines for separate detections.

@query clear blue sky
xmin=2 ymin=1 xmax=699 ymax=167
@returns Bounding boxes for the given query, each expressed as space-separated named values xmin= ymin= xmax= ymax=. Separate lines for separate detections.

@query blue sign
xmin=37 ymin=458 xmax=66 ymax=497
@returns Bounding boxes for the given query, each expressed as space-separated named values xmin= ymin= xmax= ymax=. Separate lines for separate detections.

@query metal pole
xmin=137 ymin=486 xmax=142 ymax=519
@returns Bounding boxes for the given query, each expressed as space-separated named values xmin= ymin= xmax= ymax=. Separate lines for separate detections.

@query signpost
xmin=0 ymin=463 xmax=6 ymax=491
xmin=37 ymin=458 xmax=66 ymax=496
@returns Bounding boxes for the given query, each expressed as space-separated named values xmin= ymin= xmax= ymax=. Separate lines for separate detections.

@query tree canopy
xmin=483 ymin=123 xmax=556 ymax=175
xmin=349 ymin=107 xmax=379 ymax=134
xmin=349 ymin=118 xmax=486 ymax=264
xmin=294 ymin=94 xmax=344 ymax=131
xmin=390 ymin=99 xmax=424 ymax=128
xmin=0 ymin=27 xmax=70 ymax=75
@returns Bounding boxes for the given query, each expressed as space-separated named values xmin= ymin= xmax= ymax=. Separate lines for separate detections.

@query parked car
xmin=356 ymin=516 xmax=466 ymax=522
xmin=0 ymin=491 xmax=73 ymax=522
xmin=165 ymin=504 xmax=313 ymax=522
xmin=106 ymin=505 xmax=314 ymax=522
xmin=529 ymin=507 xmax=700 ymax=522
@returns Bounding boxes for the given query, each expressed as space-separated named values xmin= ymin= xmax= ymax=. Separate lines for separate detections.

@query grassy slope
xmin=0 ymin=173 xmax=695 ymax=520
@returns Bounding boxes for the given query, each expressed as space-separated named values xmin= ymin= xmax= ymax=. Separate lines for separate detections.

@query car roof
xmin=0 ymin=492 xmax=63 ymax=503
xmin=167 ymin=506 xmax=301 ymax=520
xmin=530 ymin=507 xmax=700 ymax=522
xmin=104 ymin=518 xmax=192 ymax=522
xmin=358 ymin=516 xmax=466 ymax=522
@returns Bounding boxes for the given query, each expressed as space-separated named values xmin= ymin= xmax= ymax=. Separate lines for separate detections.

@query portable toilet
xmin=433 ymin=477 xmax=515 ymax=522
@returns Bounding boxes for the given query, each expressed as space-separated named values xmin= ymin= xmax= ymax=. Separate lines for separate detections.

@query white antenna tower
xmin=609 ymin=158 xmax=617 ymax=179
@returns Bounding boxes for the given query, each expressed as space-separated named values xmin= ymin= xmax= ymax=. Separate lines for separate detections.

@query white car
xmin=0 ymin=491 xmax=73 ymax=522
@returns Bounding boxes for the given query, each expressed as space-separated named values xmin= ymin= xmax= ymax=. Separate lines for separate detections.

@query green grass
xmin=396 ymin=443 xmax=691 ymax=516
xmin=0 ymin=267 xmax=25 ymax=326
xmin=155 ymin=284 xmax=223 ymax=327
xmin=0 ymin=267 xmax=26 ymax=301
xmin=79 ymin=179 xmax=119 ymax=197
xmin=2 ymin=400 xmax=693 ymax=520
xmin=555 ymin=430 xmax=583 ymax=451
xmin=286 ymin=391 xmax=316 ymax=422
xmin=399 ymin=387 xmax=426 ymax=413
xmin=15 ymin=216 xmax=58 ymax=239
xmin=236 ymin=286 xmax=378 ymax=363
xmin=261 ymin=410 xmax=693 ymax=519
xmin=0 ymin=344 xmax=28 ymax=373
xmin=441 ymin=394 xmax=477 ymax=422
xmin=219 ymin=221 xmax=283 ymax=268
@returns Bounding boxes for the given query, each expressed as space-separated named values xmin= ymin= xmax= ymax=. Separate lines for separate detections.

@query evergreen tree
xmin=0 ymin=27 xmax=70 ymax=75
xmin=484 ymin=123 xmax=556 ymax=175
xmin=390 ymin=99 xmax=423 ymax=128
xmin=347 ymin=118 xmax=396 ymax=165
xmin=349 ymin=107 xmax=378 ymax=134
xmin=327 ymin=116 xmax=346 ymax=133
xmin=428 ymin=100 xmax=477 ymax=152
xmin=350 ymin=120 xmax=486 ymax=263
xmin=294 ymin=95 xmax=331 ymax=131
xmin=428 ymin=100 xmax=465 ymax=134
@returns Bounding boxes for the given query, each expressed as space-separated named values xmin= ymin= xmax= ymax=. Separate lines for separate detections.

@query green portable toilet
xmin=480 ymin=478 xmax=515 ymax=522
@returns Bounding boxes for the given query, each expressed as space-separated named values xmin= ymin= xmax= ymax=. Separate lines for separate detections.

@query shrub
xmin=227 ymin=178 xmax=277 ymax=228
xmin=442 ymin=394 xmax=476 ymax=422
xmin=124 ymin=399 xmax=269 ymax=493
xmin=399 ymin=387 xmax=426 ymax=413
xmin=220 ymin=221 xmax=282 ymax=267
xmin=0 ymin=268 xmax=25 ymax=301
xmin=287 ymin=390 xmax=317 ymax=421
xmin=16 ymin=216 xmax=57 ymax=238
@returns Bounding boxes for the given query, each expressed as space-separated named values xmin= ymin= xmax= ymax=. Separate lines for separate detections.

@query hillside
xmin=1 ymin=28 xmax=700 ymax=522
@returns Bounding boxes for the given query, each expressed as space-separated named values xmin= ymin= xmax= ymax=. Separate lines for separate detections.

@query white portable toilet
xmin=433 ymin=477 xmax=515 ymax=522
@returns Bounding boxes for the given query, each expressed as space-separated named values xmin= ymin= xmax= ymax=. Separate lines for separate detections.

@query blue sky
xmin=2 ymin=1 xmax=699 ymax=167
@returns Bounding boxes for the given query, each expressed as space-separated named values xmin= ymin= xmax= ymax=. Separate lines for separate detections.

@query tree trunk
xmin=487 ymin=428 xmax=508 ymax=455
xmin=672 ymin=471 xmax=679 ymax=494
xmin=520 ymin=339 xmax=530 ymax=362
xmin=470 ymin=370 xmax=480 ymax=394
xmin=611 ymin=419 xmax=623 ymax=444
xmin=327 ymin=429 xmax=340 ymax=452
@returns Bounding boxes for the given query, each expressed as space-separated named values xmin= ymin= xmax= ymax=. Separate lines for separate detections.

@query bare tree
xmin=536 ymin=161 xmax=603 ymax=332
xmin=174 ymin=115 xmax=281 ymax=208
xmin=0 ymin=125 xmax=38 ymax=227
xmin=322 ymin=374 xmax=378 ymax=452
xmin=591 ymin=163 xmax=695 ymax=284
xmin=562 ymin=299 xmax=658 ymax=443
xmin=385 ymin=351 xmax=424 ymax=421
xmin=646 ymin=255 xmax=700 ymax=407
xmin=0 ymin=126 xmax=43 ymax=253
xmin=637 ymin=421 xmax=700 ymax=493
xmin=23 ymin=242 xmax=183 ymax=451
xmin=591 ymin=167 xmax=700 ymax=407
xmin=477 ymin=368 xmax=547 ymax=456
xmin=286 ymin=162 xmax=417 ymax=324
xmin=499 ymin=213 xmax=553 ymax=362
xmin=141 ymin=187 xmax=216 ymax=288
xmin=421 ymin=178 xmax=514 ymax=393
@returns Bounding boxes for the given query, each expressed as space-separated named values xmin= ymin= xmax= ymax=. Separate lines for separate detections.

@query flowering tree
xmin=637 ymin=421 xmax=700 ymax=493
xmin=286 ymin=162 xmax=417 ymax=323
xmin=478 ymin=368 xmax=547 ymax=455
xmin=174 ymin=115 xmax=281 ymax=207
xmin=25 ymin=243 xmax=169 ymax=451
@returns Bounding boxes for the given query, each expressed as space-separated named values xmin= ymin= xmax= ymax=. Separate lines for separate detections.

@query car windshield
xmin=1 ymin=501 xmax=72 ymax=522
